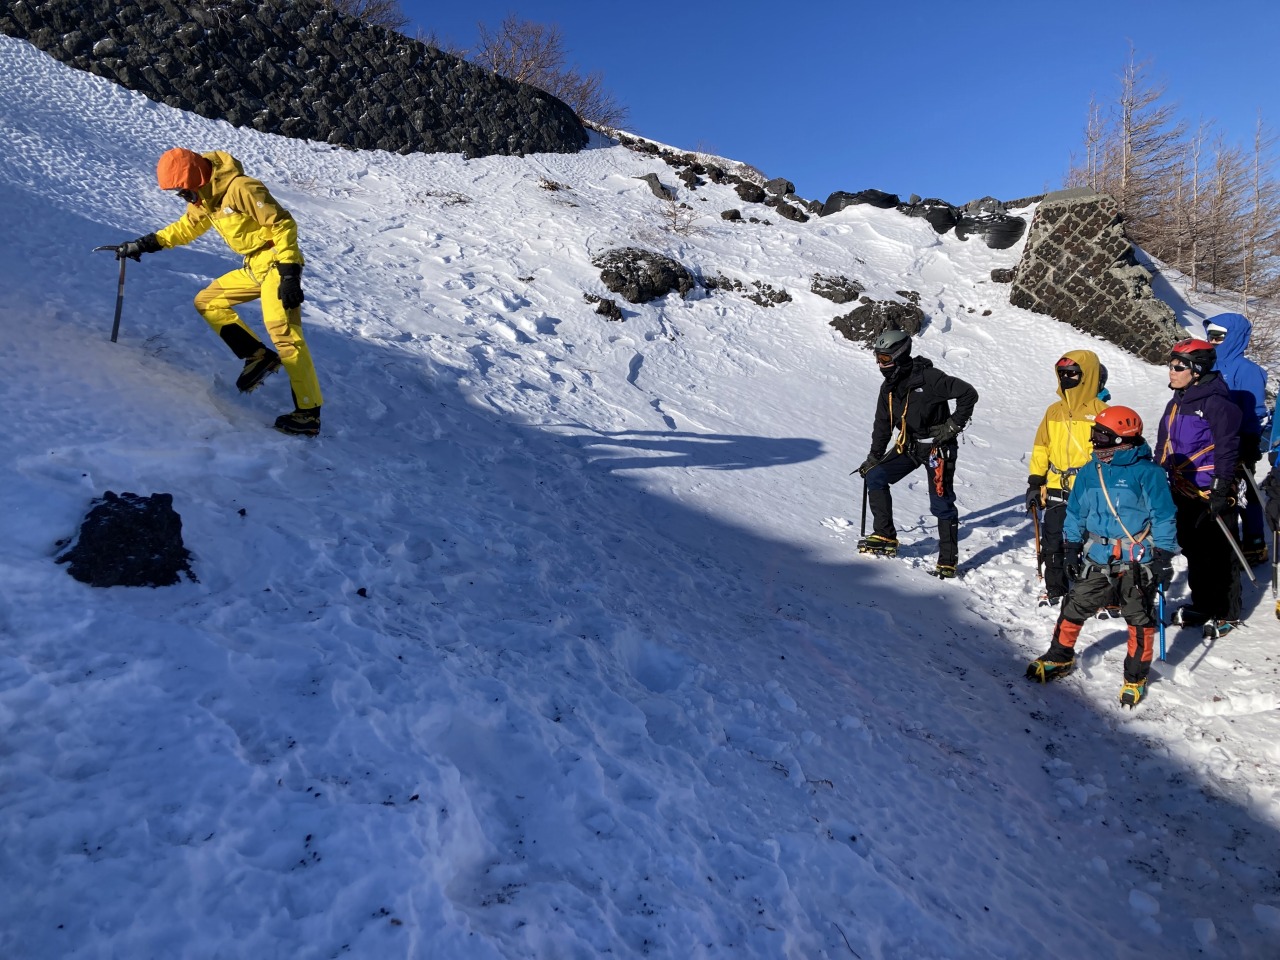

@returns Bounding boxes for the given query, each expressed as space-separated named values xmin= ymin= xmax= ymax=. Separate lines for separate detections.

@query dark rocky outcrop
xmin=1009 ymin=189 xmax=1179 ymax=363
xmin=593 ymin=248 xmax=696 ymax=304
xmin=810 ymin=274 xmax=865 ymax=304
xmin=821 ymin=189 xmax=901 ymax=216
xmin=901 ymin=197 xmax=958 ymax=234
xmin=954 ymin=213 xmax=1027 ymax=250
xmin=636 ymin=173 xmax=675 ymax=200
xmin=0 ymin=0 xmax=586 ymax=157
xmin=829 ymin=296 xmax=926 ymax=346
xmin=56 ymin=491 xmax=195 ymax=588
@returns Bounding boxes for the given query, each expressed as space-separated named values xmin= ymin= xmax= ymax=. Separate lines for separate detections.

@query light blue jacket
xmin=1064 ymin=442 xmax=1179 ymax=565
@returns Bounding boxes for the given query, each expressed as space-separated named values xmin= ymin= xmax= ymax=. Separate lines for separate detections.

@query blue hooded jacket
xmin=1208 ymin=312 xmax=1267 ymax=436
xmin=1065 ymin=442 xmax=1179 ymax=565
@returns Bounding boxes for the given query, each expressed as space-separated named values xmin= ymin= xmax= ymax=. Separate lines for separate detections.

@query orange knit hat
xmin=156 ymin=148 xmax=212 ymax=191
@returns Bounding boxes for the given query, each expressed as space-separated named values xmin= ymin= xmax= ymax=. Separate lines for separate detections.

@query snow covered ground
xmin=1 ymin=34 xmax=1279 ymax=959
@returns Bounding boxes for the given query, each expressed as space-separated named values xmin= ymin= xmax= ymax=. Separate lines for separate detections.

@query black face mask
xmin=1057 ymin=367 xmax=1082 ymax=390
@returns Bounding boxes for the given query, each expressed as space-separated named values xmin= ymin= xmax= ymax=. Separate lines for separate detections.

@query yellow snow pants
xmin=192 ymin=248 xmax=323 ymax=409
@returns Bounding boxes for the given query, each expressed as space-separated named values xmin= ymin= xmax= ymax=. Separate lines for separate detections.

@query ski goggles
xmin=168 ymin=188 xmax=200 ymax=204
xmin=1090 ymin=424 xmax=1124 ymax=447
xmin=875 ymin=351 xmax=897 ymax=367
xmin=1206 ymin=331 xmax=1226 ymax=343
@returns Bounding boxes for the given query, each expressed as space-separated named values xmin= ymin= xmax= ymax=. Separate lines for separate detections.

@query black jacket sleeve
xmin=928 ymin=368 xmax=979 ymax=428
xmin=868 ymin=384 xmax=891 ymax=458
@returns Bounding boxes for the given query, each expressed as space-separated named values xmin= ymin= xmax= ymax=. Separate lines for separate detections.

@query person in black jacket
xmin=855 ymin=328 xmax=980 ymax=578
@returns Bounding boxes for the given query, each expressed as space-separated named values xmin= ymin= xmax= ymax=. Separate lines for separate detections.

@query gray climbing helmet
xmin=873 ymin=328 xmax=912 ymax=365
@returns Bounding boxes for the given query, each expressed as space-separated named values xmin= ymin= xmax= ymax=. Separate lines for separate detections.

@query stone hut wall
xmin=1009 ymin=189 xmax=1178 ymax=363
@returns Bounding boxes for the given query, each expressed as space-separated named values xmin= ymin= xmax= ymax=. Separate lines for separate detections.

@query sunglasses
xmin=1207 ymin=334 xmax=1225 ymax=343
xmin=1168 ymin=360 xmax=1193 ymax=372
xmin=1057 ymin=366 xmax=1082 ymax=379
xmin=169 ymin=188 xmax=199 ymax=204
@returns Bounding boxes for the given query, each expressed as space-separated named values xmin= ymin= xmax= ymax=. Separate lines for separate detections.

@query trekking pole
xmin=860 ymin=479 xmax=868 ymax=538
xmin=1029 ymin=501 xmax=1043 ymax=580
xmin=92 ymin=245 xmax=127 ymax=343
xmin=1213 ymin=513 xmax=1257 ymax=583
xmin=1157 ymin=583 xmax=1167 ymax=662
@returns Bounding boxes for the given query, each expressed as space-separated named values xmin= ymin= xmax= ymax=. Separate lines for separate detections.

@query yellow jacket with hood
xmin=1028 ymin=349 xmax=1109 ymax=494
xmin=155 ymin=152 xmax=303 ymax=267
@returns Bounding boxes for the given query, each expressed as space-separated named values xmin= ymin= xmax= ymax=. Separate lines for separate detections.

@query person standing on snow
xmin=1026 ymin=407 xmax=1177 ymax=708
xmin=1204 ymin=315 xmax=1269 ymax=565
xmin=855 ymin=328 xmax=979 ymax=579
xmin=113 ymin=148 xmax=324 ymax=437
xmin=1025 ymin=350 xmax=1109 ymax=607
xmin=1155 ymin=339 xmax=1243 ymax=639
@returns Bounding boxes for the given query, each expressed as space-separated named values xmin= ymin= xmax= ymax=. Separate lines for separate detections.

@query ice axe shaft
xmin=1213 ymin=512 xmax=1256 ymax=583
xmin=93 ymin=245 xmax=127 ymax=343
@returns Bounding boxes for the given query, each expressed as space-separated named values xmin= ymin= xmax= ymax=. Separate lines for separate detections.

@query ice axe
xmin=92 ymin=244 xmax=129 ymax=343
xmin=1212 ymin=512 xmax=1256 ymax=583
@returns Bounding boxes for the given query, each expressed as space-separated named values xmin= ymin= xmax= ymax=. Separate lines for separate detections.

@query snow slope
xmin=1 ymin=34 xmax=1279 ymax=959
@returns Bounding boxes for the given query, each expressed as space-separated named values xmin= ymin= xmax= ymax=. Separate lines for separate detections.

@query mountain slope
xmin=2 ymin=35 xmax=1279 ymax=959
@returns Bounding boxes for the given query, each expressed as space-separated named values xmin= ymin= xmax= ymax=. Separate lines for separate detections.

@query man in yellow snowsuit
xmin=1025 ymin=350 xmax=1109 ymax=606
xmin=116 ymin=148 xmax=323 ymax=436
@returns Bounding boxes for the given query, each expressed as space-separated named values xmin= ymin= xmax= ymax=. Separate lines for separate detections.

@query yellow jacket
xmin=156 ymin=152 xmax=303 ymax=266
xmin=1028 ymin=349 xmax=1109 ymax=493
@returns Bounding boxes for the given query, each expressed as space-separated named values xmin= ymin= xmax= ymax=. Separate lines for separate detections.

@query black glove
xmin=856 ymin=453 xmax=882 ymax=478
xmin=277 ymin=263 xmax=304 ymax=310
xmin=1262 ymin=468 xmax=1280 ymax=500
xmin=932 ymin=418 xmax=962 ymax=445
xmin=1025 ymin=475 xmax=1046 ymax=513
xmin=117 ymin=233 xmax=161 ymax=261
xmin=1064 ymin=541 xmax=1084 ymax=582
xmin=1208 ymin=476 xmax=1234 ymax=517
xmin=1148 ymin=547 xmax=1174 ymax=590
xmin=1267 ymin=488 xmax=1280 ymax=533
xmin=1239 ymin=434 xmax=1261 ymax=468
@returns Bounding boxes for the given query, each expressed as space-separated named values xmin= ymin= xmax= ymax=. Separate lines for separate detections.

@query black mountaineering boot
xmin=274 ymin=406 xmax=321 ymax=437
xmin=237 ymin=347 xmax=283 ymax=393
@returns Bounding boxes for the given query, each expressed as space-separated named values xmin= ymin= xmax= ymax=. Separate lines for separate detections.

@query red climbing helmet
xmin=1169 ymin=338 xmax=1216 ymax=375
xmin=1091 ymin=406 xmax=1143 ymax=447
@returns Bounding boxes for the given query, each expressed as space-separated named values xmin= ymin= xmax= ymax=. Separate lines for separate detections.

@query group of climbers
xmin=852 ymin=313 xmax=1273 ymax=710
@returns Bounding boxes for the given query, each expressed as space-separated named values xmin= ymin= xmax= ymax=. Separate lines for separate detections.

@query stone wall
xmin=1009 ymin=189 xmax=1179 ymax=363
xmin=0 ymin=0 xmax=587 ymax=157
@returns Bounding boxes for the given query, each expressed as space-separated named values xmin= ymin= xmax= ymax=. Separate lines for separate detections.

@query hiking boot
xmin=1026 ymin=655 xmax=1075 ymax=683
xmin=1243 ymin=542 xmax=1269 ymax=566
xmin=857 ymin=534 xmax=898 ymax=557
xmin=236 ymin=347 xmax=282 ymax=393
xmin=274 ymin=406 xmax=321 ymax=437
xmin=929 ymin=564 xmax=957 ymax=579
xmin=1171 ymin=605 xmax=1208 ymax=628
xmin=1119 ymin=679 xmax=1148 ymax=708
xmin=1202 ymin=619 xmax=1241 ymax=640
xmin=1096 ymin=604 xmax=1123 ymax=620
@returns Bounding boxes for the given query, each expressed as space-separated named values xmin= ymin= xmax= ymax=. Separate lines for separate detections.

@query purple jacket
xmin=1155 ymin=372 xmax=1241 ymax=495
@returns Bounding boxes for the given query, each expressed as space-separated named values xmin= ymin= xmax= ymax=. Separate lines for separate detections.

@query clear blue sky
xmin=401 ymin=1 xmax=1280 ymax=206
